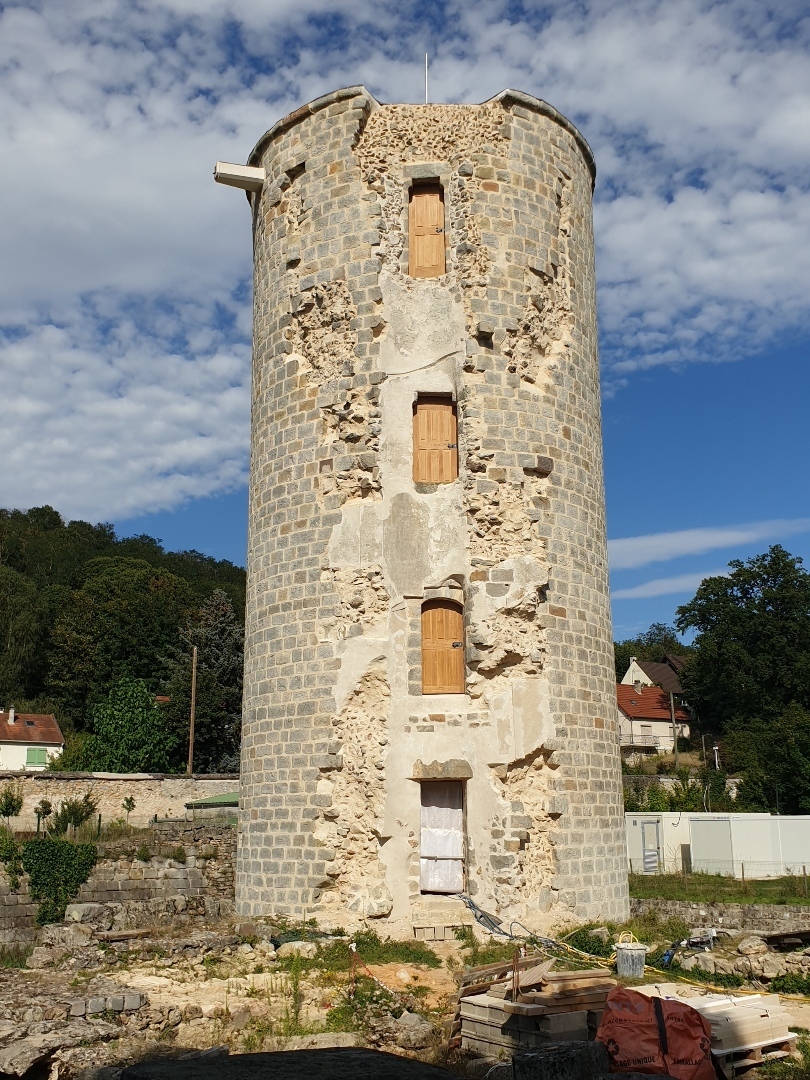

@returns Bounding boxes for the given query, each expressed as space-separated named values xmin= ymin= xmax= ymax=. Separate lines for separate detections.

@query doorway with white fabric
xmin=419 ymin=780 xmax=466 ymax=894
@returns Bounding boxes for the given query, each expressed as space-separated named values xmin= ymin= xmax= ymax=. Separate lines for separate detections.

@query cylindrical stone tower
xmin=230 ymin=86 xmax=629 ymax=928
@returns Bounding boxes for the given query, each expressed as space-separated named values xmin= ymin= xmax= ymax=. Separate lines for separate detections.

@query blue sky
xmin=2 ymin=0 xmax=809 ymax=643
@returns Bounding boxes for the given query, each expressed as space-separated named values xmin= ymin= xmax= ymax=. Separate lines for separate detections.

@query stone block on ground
xmin=276 ymin=940 xmax=317 ymax=959
xmin=737 ymin=935 xmax=768 ymax=955
xmin=393 ymin=1011 xmax=436 ymax=1049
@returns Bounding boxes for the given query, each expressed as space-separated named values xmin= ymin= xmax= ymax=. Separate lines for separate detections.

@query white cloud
xmin=2 ymin=0 xmax=810 ymax=517
xmin=612 ymin=568 xmax=728 ymax=600
xmin=609 ymin=518 xmax=810 ymax=571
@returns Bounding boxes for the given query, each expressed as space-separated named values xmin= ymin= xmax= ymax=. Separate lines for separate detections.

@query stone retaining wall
xmin=631 ymin=897 xmax=810 ymax=932
xmin=0 ymin=773 xmax=238 ymax=831
xmin=0 ymin=823 xmax=236 ymax=943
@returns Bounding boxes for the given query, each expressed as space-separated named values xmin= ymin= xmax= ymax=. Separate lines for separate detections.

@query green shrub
xmin=0 ymin=830 xmax=23 ymax=890
xmin=771 ymin=973 xmax=810 ymax=995
xmin=135 ymin=843 xmax=151 ymax=862
xmin=21 ymin=838 xmax=97 ymax=924
xmin=0 ymin=782 xmax=23 ymax=829
xmin=325 ymin=974 xmax=399 ymax=1033
xmin=167 ymin=846 xmax=186 ymax=864
xmin=48 ymin=793 xmax=98 ymax=836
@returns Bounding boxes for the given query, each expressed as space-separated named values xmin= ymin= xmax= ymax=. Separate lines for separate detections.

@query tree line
xmin=615 ymin=545 xmax=810 ymax=815
xmin=0 ymin=505 xmax=246 ymax=773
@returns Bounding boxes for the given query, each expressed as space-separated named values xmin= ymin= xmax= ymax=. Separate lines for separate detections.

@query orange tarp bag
xmin=597 ymin=987 xmax=717 ymax=1080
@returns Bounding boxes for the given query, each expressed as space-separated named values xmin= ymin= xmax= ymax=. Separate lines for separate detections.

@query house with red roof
xmin=616 ymin=683 xmax=690 ymax=756
xmin=0 ymin=709 xmax=64 ymax=771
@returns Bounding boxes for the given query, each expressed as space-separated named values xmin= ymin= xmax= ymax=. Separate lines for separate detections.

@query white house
xmin=617 ymin=683 xmax=690 ymax=756
xmin=0 ymin=709 xmax=64 ymax=771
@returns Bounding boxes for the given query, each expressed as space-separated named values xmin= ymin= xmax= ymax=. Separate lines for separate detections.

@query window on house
xmin=413 ymin=396 xmax=458 ymax=484
xmin=409 ymin=182 xmax=445 ymax=278
xmin=26 ymin=747 xmax=47 ymax=767
xmin=421 ymin=598 xmax=465 ymax=694
xmin=420 ymin=780 xmax=464 ymax=893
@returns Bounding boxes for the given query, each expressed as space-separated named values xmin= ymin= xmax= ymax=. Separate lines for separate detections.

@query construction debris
xmin=633 ymin=983 xmax=798 ymax=1077
xmin=451 ymin=954 xmax=616 ymax=1056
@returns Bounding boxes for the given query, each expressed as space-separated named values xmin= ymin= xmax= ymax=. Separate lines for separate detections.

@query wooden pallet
xmin=713 ymin=1035 xmax=797 ymax=1077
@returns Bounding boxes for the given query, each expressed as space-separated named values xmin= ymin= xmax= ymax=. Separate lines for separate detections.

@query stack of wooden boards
xmin=635 ymin=984 xmax=797 ymax=1077
xmin=451 ymin=955 xmax=616 ymax=1056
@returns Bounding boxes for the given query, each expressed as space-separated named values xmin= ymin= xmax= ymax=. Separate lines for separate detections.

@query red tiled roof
xmin=616 ymin=684 xmax=690 ymax=722
xmin=0 ymin=712 xmax=64 ymax=746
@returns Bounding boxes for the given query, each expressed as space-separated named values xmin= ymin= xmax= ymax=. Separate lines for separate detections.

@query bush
xmin=135 ymin=843 xmax=151 ymax=862
xmin=48 ymin=792 xmax=98 ymax=836
xmin=771 ymin=973 xmax=810 ymax=995
xmin=21 ymin=838 xmax=97 ymax=923
xmin=0 ymin=782 xmax=23 ymax=828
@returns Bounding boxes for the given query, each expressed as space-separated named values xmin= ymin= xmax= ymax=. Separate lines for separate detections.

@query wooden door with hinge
xmin=409 ymin=183 xmax=445 ymax=278
xmin=420 ymin=780 xmax=465 ymax=894
xmin=422 ymin=599 xmax=465 ymax=694
xmin=413 ymin=396 xmax=458 ymax=483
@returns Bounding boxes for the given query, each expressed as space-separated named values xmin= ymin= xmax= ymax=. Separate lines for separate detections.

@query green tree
xmin=47 ymin=559 xmax=194 ymax=723
xmin=84 ymin=676 xmax=178 ymax=773
xmin=0 ymin=782 xmax=23 ymax=829
xmin=613 ymin=622 xmax=686 ymax=682
xmin=162 ymin=591 xmax=243 ymax=773
xmin=0 ymin=567 xmax=44 ymax=700
xmin=726 ymin=703 xmax=810 ymax=815
xmin=0 ymin=505 xmax=245 ymax=715
xmin=676 ymin=546 xmax=810 ymax=732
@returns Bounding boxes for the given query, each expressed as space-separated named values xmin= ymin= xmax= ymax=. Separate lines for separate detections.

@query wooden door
xmin=413 ymin=396 xmax=458 ymax=483
xmin=420 ymin=781 xmax=464 ymax=893
xmin=409 ymin=184 xmax=445 ymax=278
xmin=422 ymin=599 xmax=465 ymax=694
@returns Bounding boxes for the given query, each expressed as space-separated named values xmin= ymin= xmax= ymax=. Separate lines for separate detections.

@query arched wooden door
xmin=409 ymin=183 xmax=445 ymax=278
xmin=422 ymin=599 xmax=465 ymax=694
xmin=413 ymin=396 xmax=458 ymax=483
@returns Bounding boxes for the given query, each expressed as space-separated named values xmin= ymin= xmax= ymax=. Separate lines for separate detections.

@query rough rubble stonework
xmin=236 ymin=85 xmax=629 ymax=925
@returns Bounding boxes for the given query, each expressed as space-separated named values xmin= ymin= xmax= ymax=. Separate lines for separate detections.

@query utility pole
xmin=669 ymin=691 xmax=680 ymax=769
xmin=425 ymin=53 xmax=429 ymax=104
xmin=187 ymin=645 xmax=198 ymax=776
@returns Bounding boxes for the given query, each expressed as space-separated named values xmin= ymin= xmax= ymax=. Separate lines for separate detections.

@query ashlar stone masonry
xmin=225 ymin=86 xmax=629 ymax=927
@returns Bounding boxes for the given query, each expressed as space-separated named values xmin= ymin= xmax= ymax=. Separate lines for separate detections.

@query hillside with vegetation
xmin=616 ymin=545 xmax=810 ymax=816
xmin=0 ymin=505 xmax=246 ymax=773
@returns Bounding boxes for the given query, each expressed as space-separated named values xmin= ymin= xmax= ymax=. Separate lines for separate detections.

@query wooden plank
xmin=459 ymin=952 xmax=546 ymax=985
xmin=503 ymin=997 xmax=609 ymax=1016
xmin=514 ymin=959 xmax=555 ymax=990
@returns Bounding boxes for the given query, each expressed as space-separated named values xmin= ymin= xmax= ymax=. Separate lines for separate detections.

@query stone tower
xmin=219 ymin=86 xmax=629 ymax=928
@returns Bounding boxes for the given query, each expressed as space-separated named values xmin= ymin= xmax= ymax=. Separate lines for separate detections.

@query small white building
xmin=626 ymin=811 xmax=810 ymax=878
xmin=0 ymin=709 xmax=64 ymax=771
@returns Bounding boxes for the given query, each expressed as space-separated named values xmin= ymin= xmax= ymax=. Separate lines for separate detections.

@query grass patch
xmin=630 ymin=871 xmax=810 ymax=906
xmin=452 ymin=926 xmax=518 ymax=968
xmin=273 ymin=928 xmax=441 ymax=974
xmin=0 ymin=944 xmax=32 ymax=968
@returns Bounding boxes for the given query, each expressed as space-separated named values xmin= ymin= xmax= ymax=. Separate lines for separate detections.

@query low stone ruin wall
xmin=0 ymin=772 xmax=238 ymax=831
xmin=0 ymin=822 xmax=236 ymax=943
xmin=630 ymin=897 xmax=810 ymax=932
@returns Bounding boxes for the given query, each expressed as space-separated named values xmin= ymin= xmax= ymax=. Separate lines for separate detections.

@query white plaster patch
xmin=378 ymin=273 xmax=465 ymax=374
